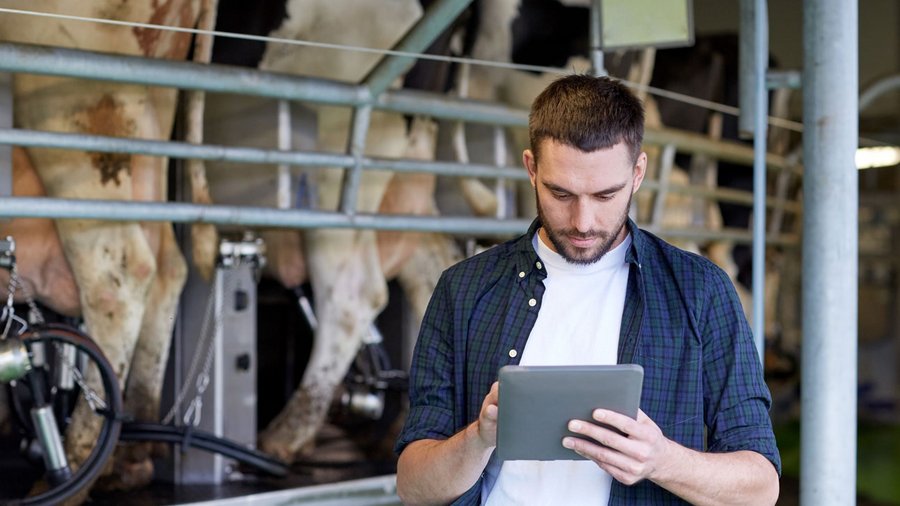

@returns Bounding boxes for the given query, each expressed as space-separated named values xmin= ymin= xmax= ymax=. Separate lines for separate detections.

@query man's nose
xmin=571 ymin=199 xmax=594 ymax=233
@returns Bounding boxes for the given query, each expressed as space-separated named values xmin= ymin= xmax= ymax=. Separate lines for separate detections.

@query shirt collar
xmin=624 ymin=218 xmax=645 ymax=268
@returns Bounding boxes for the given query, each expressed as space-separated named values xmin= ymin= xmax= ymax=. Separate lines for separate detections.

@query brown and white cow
xmin=0 ymin=0 xmax=200 ymax=493
xmin=204 ymin=0 xmax=463 ymax=461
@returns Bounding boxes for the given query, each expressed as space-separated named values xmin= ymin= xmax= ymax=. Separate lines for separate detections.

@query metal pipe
xmin=859 ymin=73 xmax=900 ymax=112
xmin=641 ymin=225 xmax=797 ymax=247
xmin=639 ymin=179 xmax=802 ymax=214
xmin=0 ymin=196 xmax=796 ymax=246
xmin=0 ymin=41 xmax=798 ymax=174
xmin=0 ymin=128 xmax=527 ymax=180
xmin=0 ymin=125 xmax=800 ymax=186
xmin=801 ymin=0 xmax=858 ymax=504
xmin=590 ymin=0 xmax=605 ymax=76
xmin=277 ymin=100 xmax=292 ymax=209
xmin=377 ymin=88 xmax=529 ymax=126
xmin=765 ymin=69 xmax=802 ymax=90
xmin=0 ymin=42 xmax=370 ymax=107
xmin=743 ymin=0 xmax=769 ymax=363
xmin=493 ymin=125 xmax=509 ymax=219
xmin=364 ymin=0 xmax=474 ymax=96
xmin=738 ymin=0 xmax=758 ymax=138
xmin=0 ymin=195 xmax=799 ymax=246
xmin=0 ymin=40 xmax=532 ymax=126
xmin=643 ymin=127 xmax=796 ymax=175
xmin=0 ymin=72 xmax=11 ymax=198
xmin=339 ymin=106 xmax=373 ymax=214
xmin=651 ymin=144 xmax=677 ymax=227
xmin=0 ymin=196 xmax=531 ymax=236
xmin=0 ymin=121 xmax=795 ymax=175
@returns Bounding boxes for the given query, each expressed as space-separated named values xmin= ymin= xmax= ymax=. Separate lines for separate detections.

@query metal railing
xmin=0 ymin=40 xmax=802 ymax=243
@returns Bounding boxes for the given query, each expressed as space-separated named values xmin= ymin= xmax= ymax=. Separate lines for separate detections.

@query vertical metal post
xmin=338 ymin=105 xmax=372 ymax=214
xmin=590 ymin=0 xmax=606 ymax=76
xmin=801 ymin=0 xmax=858 ymax=504
xmin=277 ymin=100 xmax=292 ymax=210
xmin=493 ymin=125 xmax=508 ymax=219
xmin=740 ymin=0 xmax=769 ymax=363
xmin=0 ymin=72 xmax=12 ymax=198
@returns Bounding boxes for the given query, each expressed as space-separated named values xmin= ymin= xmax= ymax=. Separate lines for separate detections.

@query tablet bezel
xmin=496 ymin=364 xmax=644 ymax=461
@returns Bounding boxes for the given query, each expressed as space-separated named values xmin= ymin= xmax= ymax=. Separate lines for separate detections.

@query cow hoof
xmin=94 ymin=458 xmax=154 ymax=492
xmin=258 ymin=436 xmax=295 ymax=464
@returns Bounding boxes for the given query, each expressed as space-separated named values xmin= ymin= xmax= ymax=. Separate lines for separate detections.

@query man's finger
xmin=567 ymin=419 xmax=639 ymax=455
xmin=591 ymin=409 xmax=639 ymax=434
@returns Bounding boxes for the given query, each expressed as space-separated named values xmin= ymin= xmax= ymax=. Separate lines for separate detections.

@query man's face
xmin=524 ymin=140 xmax=646 ymax=265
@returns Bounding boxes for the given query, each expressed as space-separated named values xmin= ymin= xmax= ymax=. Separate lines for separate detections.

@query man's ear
xmin=523 ymin=149 xmax=537 ymax=188
xmin=632 ymin=151 xmax=647 ymax=194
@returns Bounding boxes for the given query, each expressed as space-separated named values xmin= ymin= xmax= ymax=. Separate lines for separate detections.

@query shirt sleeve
xmin=395 ymin=270 xmax=459 ymax=455
xmin=701 ymin=264 xmax=782 ymax=475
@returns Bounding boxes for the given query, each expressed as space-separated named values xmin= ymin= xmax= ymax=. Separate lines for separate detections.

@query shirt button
xmin=518 ymin=271 xmax=525 ymax=278
xmin=509 ymin=349 xmax=518 ymax=358
xmin=536 ymin=261 xmax=543 ymax=270
xmin=528 ymin=298 xmax=537 ymax=307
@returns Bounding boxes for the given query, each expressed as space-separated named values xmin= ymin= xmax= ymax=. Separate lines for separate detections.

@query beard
xmin=536 ymin=191 xmax=631 ymax=265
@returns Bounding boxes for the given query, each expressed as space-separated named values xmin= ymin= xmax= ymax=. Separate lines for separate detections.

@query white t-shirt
xmin=482 ymin=231 xmax=631 ymax=505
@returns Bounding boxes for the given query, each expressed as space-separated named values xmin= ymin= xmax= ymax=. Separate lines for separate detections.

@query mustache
xmin=561 ymin=230 xmax=606 ymax=240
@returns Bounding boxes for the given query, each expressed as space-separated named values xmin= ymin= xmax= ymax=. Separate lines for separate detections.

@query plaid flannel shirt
xmin=396 ymin=219 xmax=781 ymax=505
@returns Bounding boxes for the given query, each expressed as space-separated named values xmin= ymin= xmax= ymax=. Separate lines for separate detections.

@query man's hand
xmin=396 ymin=382 xmax=500 ymax=505
xmin=561 ymin=409 xmax=779 ymax=505
xmin=475 ymin=381 xmax=499 ymax=449
xmin=562 ymin=408 xmax=672 ymax=485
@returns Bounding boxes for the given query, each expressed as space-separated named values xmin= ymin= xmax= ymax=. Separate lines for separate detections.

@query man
xmin=395 ymin=74 xmax=781 ymax=505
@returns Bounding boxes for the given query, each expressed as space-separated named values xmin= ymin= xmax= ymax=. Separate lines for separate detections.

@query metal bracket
xmin=0 ymin=236 xmax=15 ymax=270
xmin=217 ymin=234 xmax=266 ymax=272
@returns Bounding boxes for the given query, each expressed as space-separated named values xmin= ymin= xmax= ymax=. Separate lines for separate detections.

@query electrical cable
xmin=119 ymin=422 xmax=288 ymax=478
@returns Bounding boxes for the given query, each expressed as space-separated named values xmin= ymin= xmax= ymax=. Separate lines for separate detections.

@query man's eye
xmin=553 ymin=193 xmax=572 ymax=200
xmin=595 ymin=194 xmax=614 ymax=202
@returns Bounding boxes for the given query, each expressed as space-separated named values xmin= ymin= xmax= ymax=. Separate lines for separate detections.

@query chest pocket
xmin=635 ymin=325 xmax=704 ymax=444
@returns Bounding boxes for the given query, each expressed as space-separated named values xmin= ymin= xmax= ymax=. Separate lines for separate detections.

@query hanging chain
xmin=70 ymin=360 xmax=109 ymax=413
xmin=13 ymin=264 xmax=46 ymax=326
xmin=2 ymin=264 xmax=43 ymax=339
xmin=161 ymin=272 xmax=222 ymax=427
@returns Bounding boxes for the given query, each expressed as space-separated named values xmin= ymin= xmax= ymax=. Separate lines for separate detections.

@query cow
xmin=0 ymin=0 xmax=201 ymax=495
xmin=203 ymin=0 xmax=465 ymax=462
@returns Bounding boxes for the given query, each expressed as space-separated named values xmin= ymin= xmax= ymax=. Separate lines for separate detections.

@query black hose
xmin=7 ymin=325 xmax=123 ymax=506
xmin=119 ymin=422 xmax=288 ymax=478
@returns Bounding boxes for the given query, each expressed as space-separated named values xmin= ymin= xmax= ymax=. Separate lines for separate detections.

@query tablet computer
xmin=496 ymin=364 xmax=643 ymax=461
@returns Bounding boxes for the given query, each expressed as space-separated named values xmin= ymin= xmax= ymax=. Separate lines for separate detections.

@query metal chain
xmin=12 ymin=264 xmax=46 ymax=326
xmin=2 ymin=264 xmax=40 ymax=339
xmin=161 ymin=272 xmax=222 ymax=426
xmin=69 ymin=358 xmax=109 ymax=413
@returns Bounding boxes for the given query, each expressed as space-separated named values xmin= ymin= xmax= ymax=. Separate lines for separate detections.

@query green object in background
xmin=775 ymin=421 xmax=900 ymax=504
xmin=601 ymin=0 xmax=694 ymax=50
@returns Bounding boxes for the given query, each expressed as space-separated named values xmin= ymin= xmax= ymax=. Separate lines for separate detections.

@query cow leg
xmin=259 ymin=228 xmax=388 ymax=461
xmin=56 ymin=220 xmax=156 ymax=504
xmin=14 ymin=79 xmax=162 ymax=499
xmin=99 ymin=222 xmax=187 ymax=490
xmin=259 ymin=107 xmax=403 ymax=461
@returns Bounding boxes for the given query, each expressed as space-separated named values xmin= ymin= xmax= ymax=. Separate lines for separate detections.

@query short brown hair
xmin=528 ymin=74 xmax=644 ymax=163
